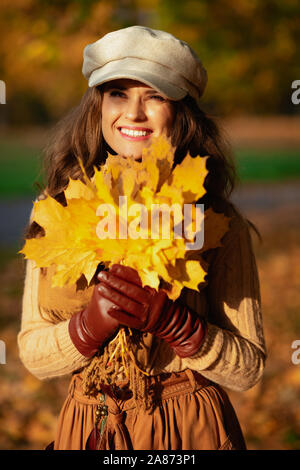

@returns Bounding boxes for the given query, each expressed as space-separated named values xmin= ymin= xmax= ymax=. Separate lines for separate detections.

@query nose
xmin=125 ymin=96 xmax=146 ymax=121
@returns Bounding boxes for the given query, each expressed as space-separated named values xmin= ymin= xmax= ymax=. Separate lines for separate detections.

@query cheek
xmin=101 ymin=117 xmax=110 ymax=145
xmin=101 ymin=98 xmax=119 ymax=133
xmin=101 ymin=100 xmax=109 ymax=134
xmin=146 ymin=105 xmax=174 ymax=131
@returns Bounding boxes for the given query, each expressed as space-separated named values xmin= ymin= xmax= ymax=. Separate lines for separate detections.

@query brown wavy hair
xmin=24 ymin=85 xmax=259 ymax=241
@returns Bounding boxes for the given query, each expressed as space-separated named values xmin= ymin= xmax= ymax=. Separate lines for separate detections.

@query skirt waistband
xmin=69 ymin=369 xmax=212 ymax=408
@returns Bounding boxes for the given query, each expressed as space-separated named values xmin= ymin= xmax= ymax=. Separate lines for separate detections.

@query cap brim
xmin=88 ymin=68 xmax=187 ymax=101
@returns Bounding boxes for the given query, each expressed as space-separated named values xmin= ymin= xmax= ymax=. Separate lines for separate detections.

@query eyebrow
xmin=104 ymin=83 xmax=161 ymax=94
xmin=105 ymin=84 xmax=126 ymax=90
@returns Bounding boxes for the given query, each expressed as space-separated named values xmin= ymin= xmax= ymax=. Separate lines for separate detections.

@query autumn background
xmin=0 ymin=0 xmax=300 ymax=450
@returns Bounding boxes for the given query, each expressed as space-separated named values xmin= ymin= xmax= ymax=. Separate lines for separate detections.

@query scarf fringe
xmin=81 ymin=331 xmax=154 ymax=411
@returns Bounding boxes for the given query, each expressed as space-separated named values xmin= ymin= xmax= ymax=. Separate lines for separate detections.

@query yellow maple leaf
xmin=169 ymin=153 xmax=208 ymax=203
xmin=64 ymin=177 xmax=95 ymax=200
xmin=201 ymin=207 xmax=231 ymax=252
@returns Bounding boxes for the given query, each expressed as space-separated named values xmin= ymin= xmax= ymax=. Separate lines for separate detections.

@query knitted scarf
xmin=37 ymin=264 xmax=165 ymax=410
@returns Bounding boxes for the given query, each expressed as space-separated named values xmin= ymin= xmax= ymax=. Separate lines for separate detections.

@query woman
xmin=18 ymin=26 xmax=266 ymax=450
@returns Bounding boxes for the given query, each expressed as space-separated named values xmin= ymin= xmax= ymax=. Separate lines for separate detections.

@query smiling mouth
xmin=118 ymin=127 xmax=153 ymax=140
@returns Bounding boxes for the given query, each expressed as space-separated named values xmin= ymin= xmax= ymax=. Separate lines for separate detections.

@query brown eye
xmin=109 ymin=90 xmax=126 ymax=98
xmin=151 ymin=95 xmax=165 ymax=101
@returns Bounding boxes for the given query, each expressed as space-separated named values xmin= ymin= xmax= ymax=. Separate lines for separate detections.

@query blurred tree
xmin=155 ymin=0 xmax=300 ymax=115
xmin=0 ymin=0 xmax=119 ymax=124
xmin=0 ymin=0 xmax=299 ymax=124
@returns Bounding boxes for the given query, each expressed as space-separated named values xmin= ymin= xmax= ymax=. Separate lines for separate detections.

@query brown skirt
xmin=52 ymin=370 xmax=246 ymax=450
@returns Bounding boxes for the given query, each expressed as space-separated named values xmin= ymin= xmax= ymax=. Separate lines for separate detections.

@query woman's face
xmin=101 ymin=79 xmax=175 ymax=160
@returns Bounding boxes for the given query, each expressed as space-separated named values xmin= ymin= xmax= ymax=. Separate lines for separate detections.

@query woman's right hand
xmin=68 ymin=282 xmax=120 ymax=357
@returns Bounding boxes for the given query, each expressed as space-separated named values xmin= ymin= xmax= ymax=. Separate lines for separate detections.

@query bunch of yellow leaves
xmin=19 ymin=136 xmax=230 ymax=376
xmin=20 ymin=136 xmax=229 ymax=298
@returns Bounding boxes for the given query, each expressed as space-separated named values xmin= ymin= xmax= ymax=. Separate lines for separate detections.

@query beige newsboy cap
xmin=82 ymin=25 xmax=207 ymax=106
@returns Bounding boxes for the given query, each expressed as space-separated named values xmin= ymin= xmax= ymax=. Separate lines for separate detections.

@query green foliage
xmin=0 ymin=139 xmax=44 ymax=196
xmin=235 ymin=148 xmax=300 ymax=181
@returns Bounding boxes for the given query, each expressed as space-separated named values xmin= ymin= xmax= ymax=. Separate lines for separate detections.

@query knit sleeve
xmin=180 ymin=214 xmax=267 ymax=391
xmin=156 ymin=212 xmax=267 ymax=392
xmin=17 ymin=258 xmax=91 ymax=380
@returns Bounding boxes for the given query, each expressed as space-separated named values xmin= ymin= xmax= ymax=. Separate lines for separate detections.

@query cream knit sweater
xmin=18 ymin=204 xmax=266 ymax=392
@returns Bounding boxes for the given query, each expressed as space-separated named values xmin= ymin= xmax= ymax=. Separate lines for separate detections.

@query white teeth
xmin=120 ymin=128 xmax=150 ymax=137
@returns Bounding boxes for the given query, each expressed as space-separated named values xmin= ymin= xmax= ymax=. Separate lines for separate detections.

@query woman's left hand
xmin=97 ymin=264 xmax=206 ymax=358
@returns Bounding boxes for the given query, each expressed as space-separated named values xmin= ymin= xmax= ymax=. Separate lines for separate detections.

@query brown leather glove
xmin=97 ymin=264 xmax=206 ymax=358
xmin=68 ymin=282 xmax=120 ymax=358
